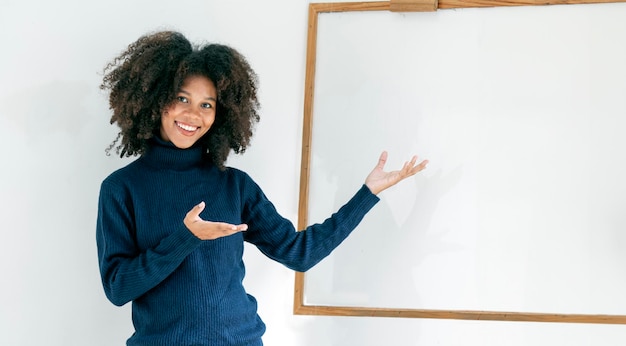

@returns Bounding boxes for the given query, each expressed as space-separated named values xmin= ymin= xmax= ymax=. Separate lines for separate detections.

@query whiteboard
xmin=297 ymin=2 xmax=626 ymax=322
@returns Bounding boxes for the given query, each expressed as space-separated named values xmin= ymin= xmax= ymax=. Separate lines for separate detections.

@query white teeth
xmin=176 ymin=122 xmax=198 ymax=132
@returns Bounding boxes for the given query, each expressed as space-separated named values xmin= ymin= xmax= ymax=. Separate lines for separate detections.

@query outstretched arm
xmin=364 ymin=151 xmax=428 ymax=195
xmin=243 ymin=152 xmax=428 ymax=271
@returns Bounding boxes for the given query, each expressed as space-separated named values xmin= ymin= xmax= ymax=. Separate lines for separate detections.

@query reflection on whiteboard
xmin=303 ymin=4 xmax=626 ymax=315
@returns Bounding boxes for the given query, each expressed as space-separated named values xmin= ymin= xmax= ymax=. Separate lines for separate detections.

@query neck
xmin=141 ymin=136 xmax=205 ymax=170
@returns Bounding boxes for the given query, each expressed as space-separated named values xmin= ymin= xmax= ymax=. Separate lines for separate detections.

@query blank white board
xmin=302 ymin=3 xmax=626 ymax=317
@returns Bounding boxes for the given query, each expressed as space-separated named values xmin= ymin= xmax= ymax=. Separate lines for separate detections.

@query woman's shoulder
xmin=221 ymin=166 xmax=265 ymax=192
xmin=221 ymin=165 xmax=255 ymax=184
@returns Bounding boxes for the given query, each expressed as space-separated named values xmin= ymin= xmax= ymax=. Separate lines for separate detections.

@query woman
xmin=96 ymin=30 xmax=428 ymax=346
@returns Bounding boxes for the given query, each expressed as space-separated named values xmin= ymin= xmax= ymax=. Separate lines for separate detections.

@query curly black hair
xmin=100 ymin=30 xmax=260 ymax=170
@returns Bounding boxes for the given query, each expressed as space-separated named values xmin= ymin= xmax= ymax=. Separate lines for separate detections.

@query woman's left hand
xmin=364 ymin=151 xmax=428 ymax=195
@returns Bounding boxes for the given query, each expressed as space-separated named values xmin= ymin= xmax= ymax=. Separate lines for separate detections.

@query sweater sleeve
xmin=96 ymin=179 xmax=202 ymax=306
xmin=242 ymin=177 xmax=379 ymax=272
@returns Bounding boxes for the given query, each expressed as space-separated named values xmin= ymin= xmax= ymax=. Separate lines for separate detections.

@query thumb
xmin=376 ymin=151 xmax=388 ymax=170
xmin=188 ymin=201 xmax=206 ymax=219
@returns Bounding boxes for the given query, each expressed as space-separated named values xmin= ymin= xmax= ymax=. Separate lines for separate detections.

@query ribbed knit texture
xmin=96 ymin=136 xmax=379 ymax=345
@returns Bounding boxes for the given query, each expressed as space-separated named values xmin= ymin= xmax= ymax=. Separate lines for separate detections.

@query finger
xmin=399 ymin=161 xmax=410 ymax=176
xmin=409 ymin=159 xmax=429 ymax=174
xmin=220 ymin=223 xmax=249 ymax=235
xmin=376 ymin=151 xmax=388 ymax=169
xmin=186 ymin=201 xmax=206 ymax=220
xmin=400 ymin=156 xmax=417 ymax=175
xmin=235 ymin=224 xmax=248 ymax=232
xmin=396 ymin=157 xmax=423 ymax=178
xmin=197 ymin=201 xmax=206 ymax=211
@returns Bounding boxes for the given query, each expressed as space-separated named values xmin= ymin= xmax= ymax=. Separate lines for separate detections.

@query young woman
xmin=96 ymin=30 xmax=428 ymax=346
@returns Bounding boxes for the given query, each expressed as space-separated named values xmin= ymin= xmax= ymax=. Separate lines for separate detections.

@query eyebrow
xmin=179 ymin=89 xmax=217 ymax=102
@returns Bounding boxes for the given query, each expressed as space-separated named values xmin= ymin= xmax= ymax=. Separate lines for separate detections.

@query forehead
xmin=180 ymin=75 xmax=216 ymax=96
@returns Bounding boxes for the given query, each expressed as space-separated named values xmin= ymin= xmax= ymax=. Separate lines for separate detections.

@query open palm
xmin=364 ymin=151 xmax=429 ymax=195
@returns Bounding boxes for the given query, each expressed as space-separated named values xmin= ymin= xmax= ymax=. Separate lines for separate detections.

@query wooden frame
xmin=294 ymin=0 xmax=626 ymax=324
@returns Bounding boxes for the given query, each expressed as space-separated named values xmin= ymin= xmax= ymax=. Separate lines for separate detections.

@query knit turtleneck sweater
xmin=96 ymin=137 xmax=379 ymax=346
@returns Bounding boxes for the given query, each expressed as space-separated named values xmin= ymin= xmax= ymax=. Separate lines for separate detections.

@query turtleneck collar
xmin=140 ymin=135 xmax=205 ymax=170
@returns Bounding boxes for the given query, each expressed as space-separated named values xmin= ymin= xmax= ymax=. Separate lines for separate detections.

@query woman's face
xmin=160 ymin=75 xmax=217 ymax=149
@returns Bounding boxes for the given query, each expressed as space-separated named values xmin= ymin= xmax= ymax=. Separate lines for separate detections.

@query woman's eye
xmin=177 ymin=96 xmax=188 ymax=103
xmin=201 ymin=103 xmax=213 ymax=109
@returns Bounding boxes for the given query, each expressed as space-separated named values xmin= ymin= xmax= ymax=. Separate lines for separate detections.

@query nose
xmin=184 ymin=105 xmax=201 ymax=119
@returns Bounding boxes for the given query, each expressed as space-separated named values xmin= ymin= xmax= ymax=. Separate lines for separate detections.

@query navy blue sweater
xmin=96 ymin=137 xmax=379 ymax=345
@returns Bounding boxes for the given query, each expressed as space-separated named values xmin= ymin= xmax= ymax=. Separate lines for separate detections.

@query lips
xmin=176 ymin=121 xmax=199 ymax=132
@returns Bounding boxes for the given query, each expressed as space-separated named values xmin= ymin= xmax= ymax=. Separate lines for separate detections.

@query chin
xmin=170 ymin=138 xmax=199 ymax=149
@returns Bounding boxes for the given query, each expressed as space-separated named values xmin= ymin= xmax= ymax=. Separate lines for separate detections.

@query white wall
xmin=1 ymin=0 xmax=626 ymax=345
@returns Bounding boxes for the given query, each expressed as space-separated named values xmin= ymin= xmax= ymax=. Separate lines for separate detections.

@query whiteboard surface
xmin=303 ymin=3 xmax=626 ymax=315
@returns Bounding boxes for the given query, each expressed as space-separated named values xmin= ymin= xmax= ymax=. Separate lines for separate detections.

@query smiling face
xmin=160 ymin=75 xmax=218 ymax=149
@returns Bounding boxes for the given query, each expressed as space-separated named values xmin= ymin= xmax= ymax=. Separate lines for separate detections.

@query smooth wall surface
xmin=1 ymin=1 xmax=626 ymax=345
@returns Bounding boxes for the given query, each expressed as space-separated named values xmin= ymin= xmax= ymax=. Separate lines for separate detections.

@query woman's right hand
xmin=184 ymin=201 xmax=248 ymax=240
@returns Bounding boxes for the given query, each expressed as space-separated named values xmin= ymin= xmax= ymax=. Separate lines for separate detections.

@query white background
xmin=2 ymin=1 xmax=626 ymax=345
